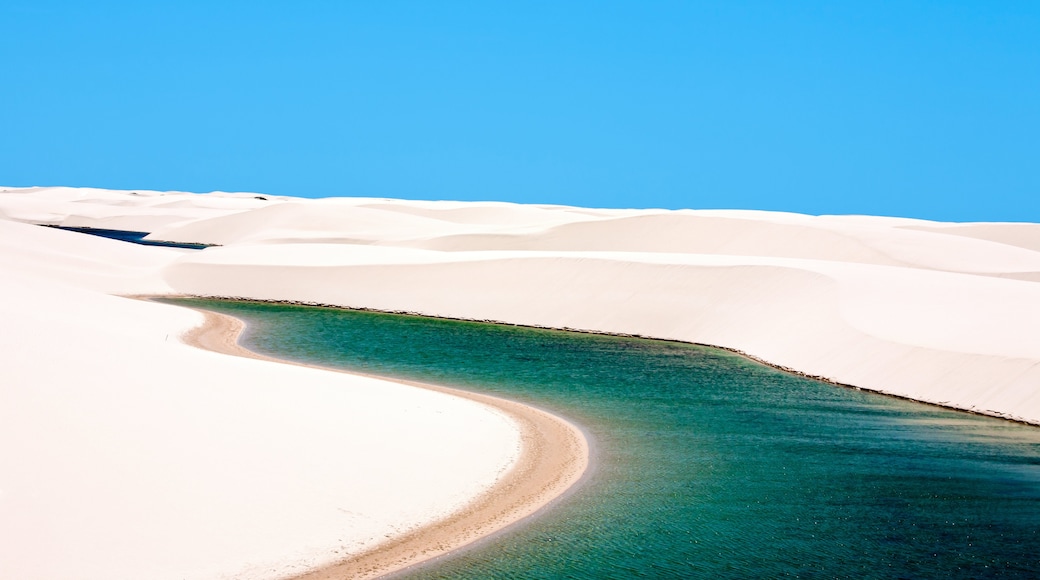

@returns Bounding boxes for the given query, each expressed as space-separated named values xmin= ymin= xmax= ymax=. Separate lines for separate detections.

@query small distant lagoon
xmin=173 ymin=298 xmax=1040 ymax=579
xmin=43 ymin=225 xmax=215 ymax=249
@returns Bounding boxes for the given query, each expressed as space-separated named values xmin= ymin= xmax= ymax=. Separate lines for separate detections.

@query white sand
xmin=2 ymin=185 xmax=1039 ymax=577
xmin=0 ymin=200 xmax=523 ymax=578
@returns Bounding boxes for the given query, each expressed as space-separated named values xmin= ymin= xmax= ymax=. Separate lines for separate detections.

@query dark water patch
xmin=41 ymin=225 xmax=215 ymax=249
xmin=168 ymin=298 xmax=1040 ymax=579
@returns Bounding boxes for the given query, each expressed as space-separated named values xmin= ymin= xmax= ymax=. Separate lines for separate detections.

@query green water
xmin=173 ymin=299 xmax=1040 ymax=578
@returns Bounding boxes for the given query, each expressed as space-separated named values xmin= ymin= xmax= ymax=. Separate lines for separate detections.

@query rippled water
xmin=172 ymin=299 xmax=1040 ymax=578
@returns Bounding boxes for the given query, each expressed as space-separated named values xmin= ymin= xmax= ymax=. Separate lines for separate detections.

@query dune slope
xmin=0 ymin=199 xmax=527 ymax=579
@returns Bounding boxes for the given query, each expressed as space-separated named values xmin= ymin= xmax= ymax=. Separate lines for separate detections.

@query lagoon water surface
xmin=177 ymin=299 xmax=1040 ymax=579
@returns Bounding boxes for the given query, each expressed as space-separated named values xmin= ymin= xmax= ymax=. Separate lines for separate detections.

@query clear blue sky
xmin=2 ymin=1 xmax=1037 ymax=221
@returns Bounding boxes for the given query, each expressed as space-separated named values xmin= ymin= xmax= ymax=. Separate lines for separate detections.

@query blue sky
xmin=2 ymin=1 xmax=1037 ymax=221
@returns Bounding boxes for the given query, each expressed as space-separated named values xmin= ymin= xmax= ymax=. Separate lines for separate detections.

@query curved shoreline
xmin=180 ymin=295 xmax=1040 ymax=428
xmin=180 ymin=307 xmax=590 ymax=580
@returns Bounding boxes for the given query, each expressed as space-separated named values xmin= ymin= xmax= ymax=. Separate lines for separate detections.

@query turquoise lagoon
xmin=173 ymin=299 xmax=1040 ymax=579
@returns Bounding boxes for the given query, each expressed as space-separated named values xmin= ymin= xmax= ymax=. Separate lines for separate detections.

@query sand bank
xmin=181 ymin=306 xmax=588 ymax=579
xmin=166 ymin=245 xmax=1040 ymax=426
xmin=0 ymin=216 xmax=535 ymax=579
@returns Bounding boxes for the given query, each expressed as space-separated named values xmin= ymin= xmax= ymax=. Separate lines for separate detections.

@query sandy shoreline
xmin=180 ymin=306 xmax=590 ymax=579
xmin=183 ymin=295 xmax=1040 ymax=430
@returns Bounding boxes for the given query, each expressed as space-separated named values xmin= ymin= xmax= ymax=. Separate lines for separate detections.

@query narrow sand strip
xmin=182 ymin=307 xmax=590 ymax=580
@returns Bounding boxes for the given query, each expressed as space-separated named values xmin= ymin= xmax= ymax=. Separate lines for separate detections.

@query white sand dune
xmin=0 ymin=186 xmax=275 ymax=232
xmin=2 ymin=185 xmax=1039 ymax=578
xmin=134 ymin=188 xmax=1040 ymax=423
xmin=165 ymin=245 xmax=1040 ymax=423
xmin=902 ymin=222 xmax=1040 ymax=253
xmin=144 ymin=198 xmax=606 ymax=246
xmin=0 ymin=197 xmax=523 ymax=579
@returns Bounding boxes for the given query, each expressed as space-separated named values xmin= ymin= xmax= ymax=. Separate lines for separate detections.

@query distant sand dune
xmin=902 ymin=222 xmax=1040 ymax=253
